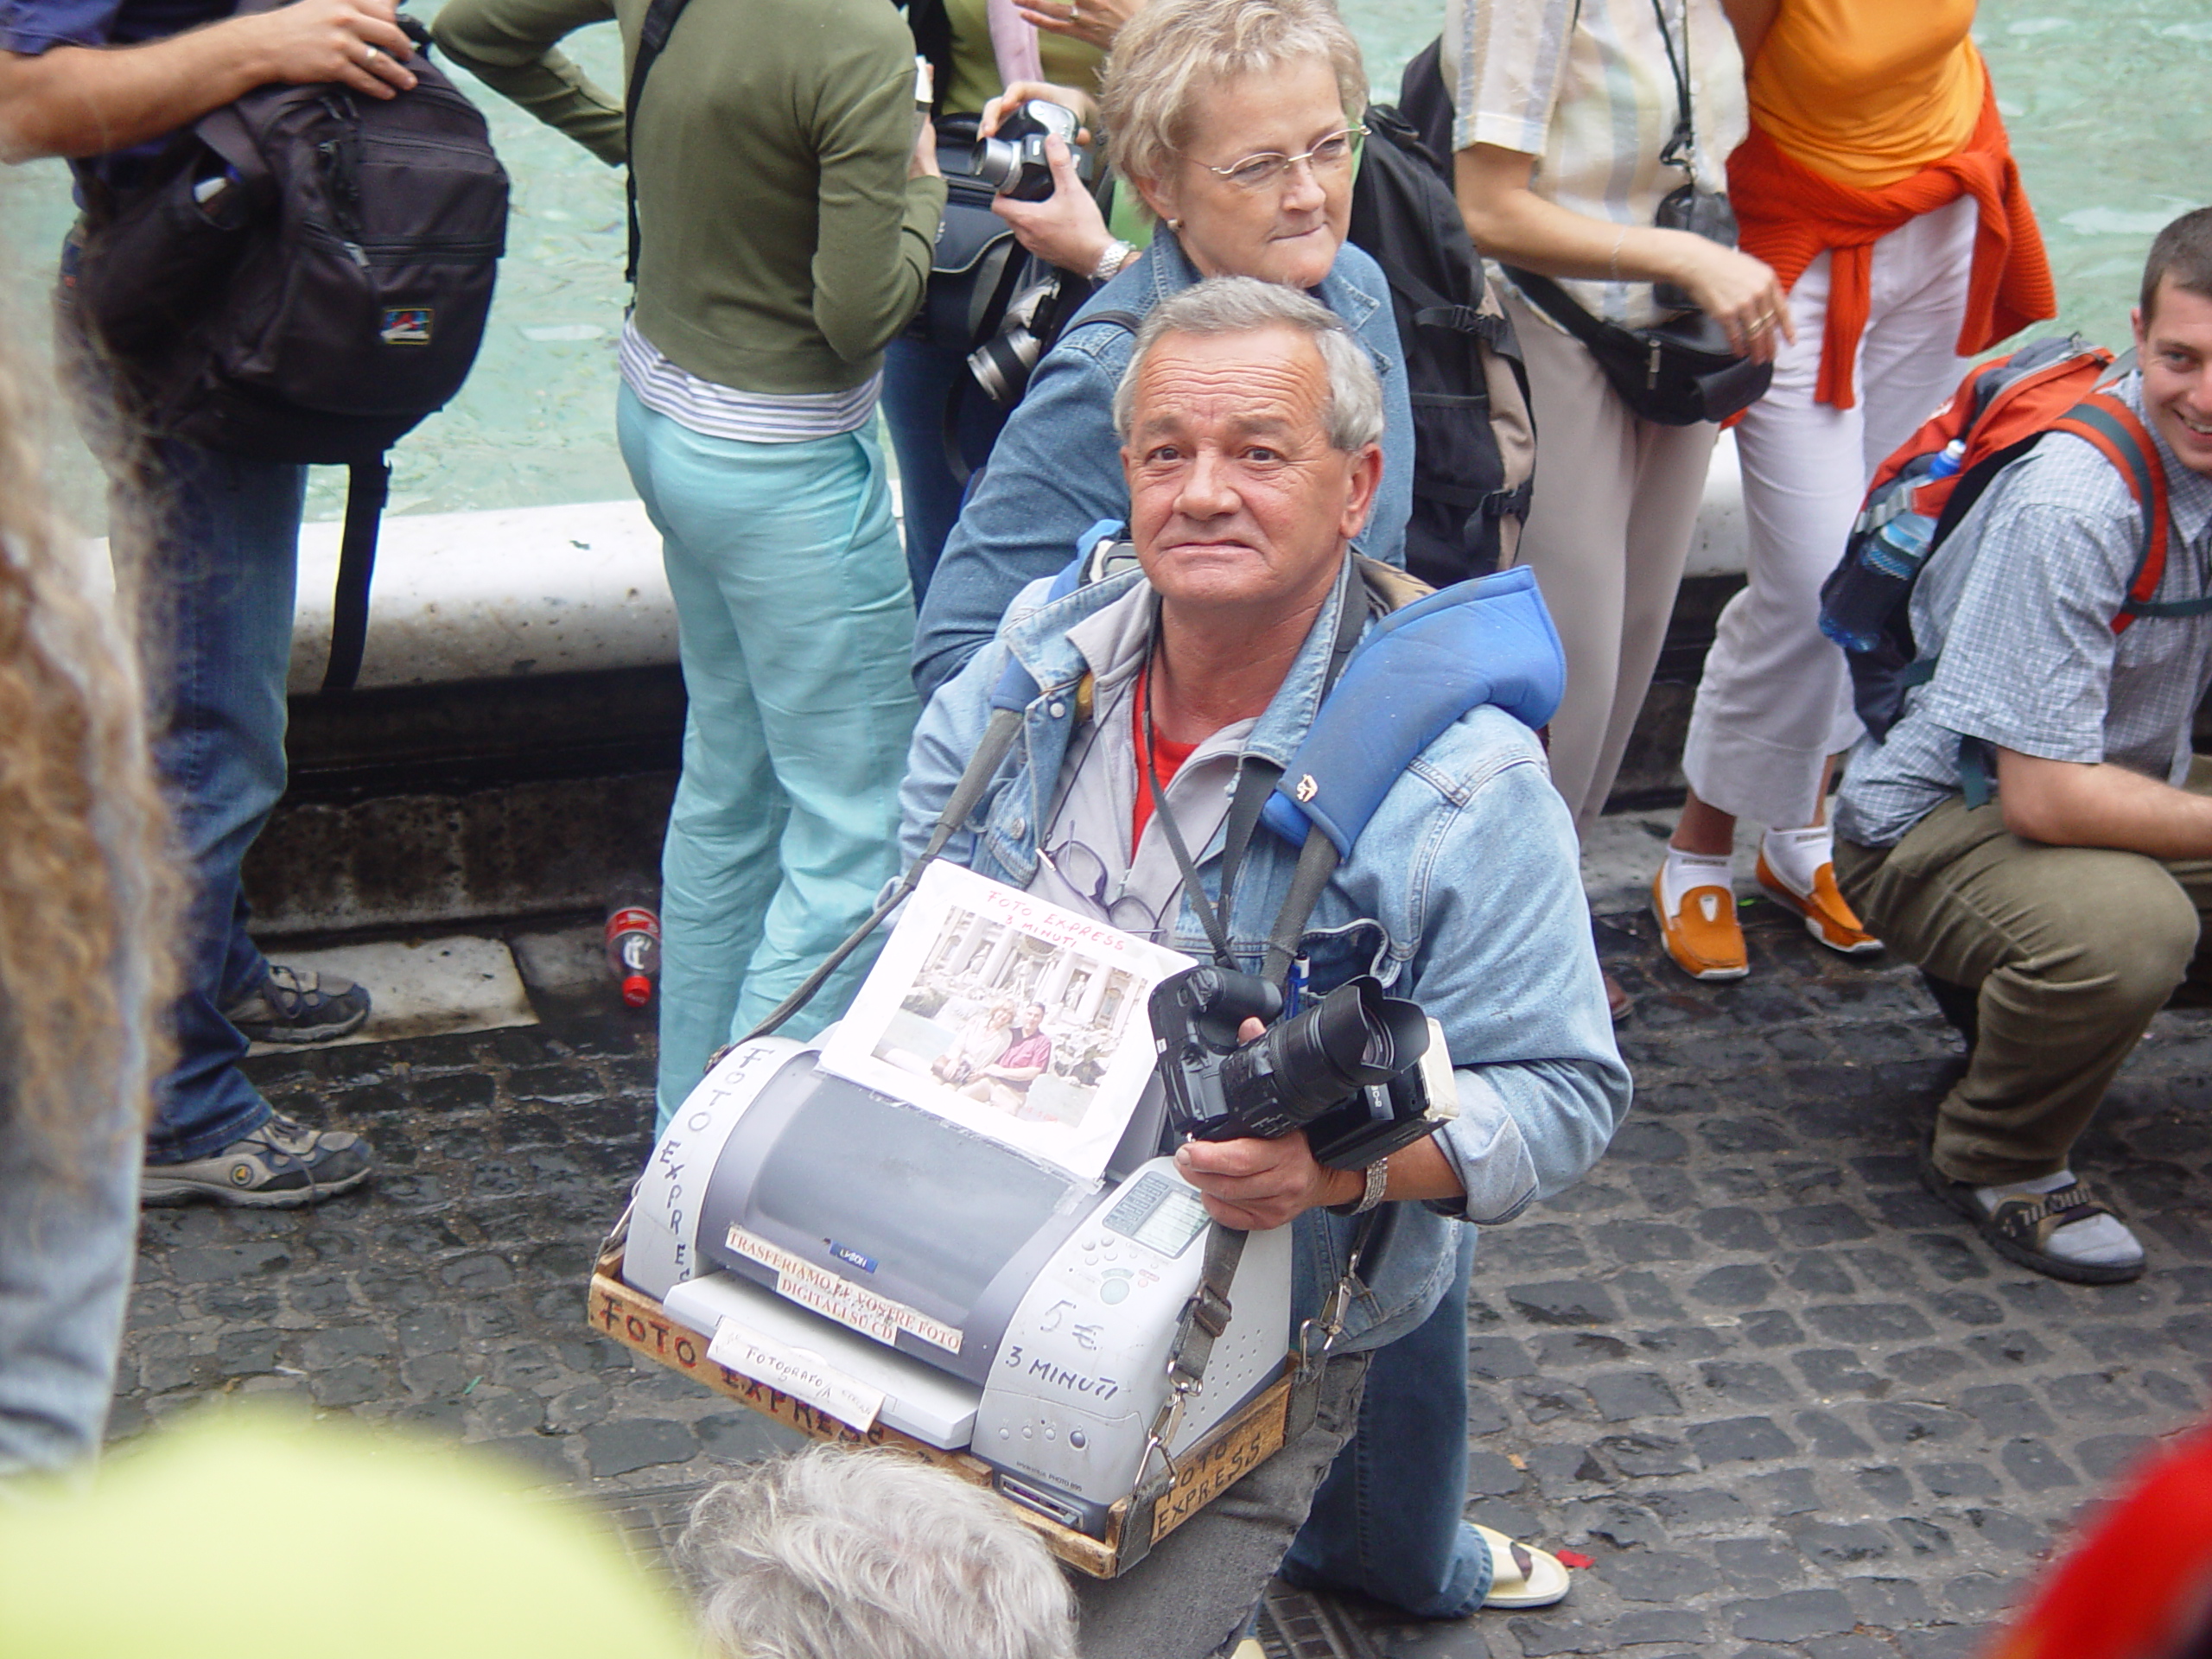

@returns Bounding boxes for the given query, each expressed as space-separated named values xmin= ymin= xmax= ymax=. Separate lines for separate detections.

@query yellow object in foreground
xmin=0 ymin=1412 xmax=696 ymax=1659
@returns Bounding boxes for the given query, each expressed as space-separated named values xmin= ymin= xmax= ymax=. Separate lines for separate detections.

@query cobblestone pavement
xmin=110 ymin=896 xmax=2212 ymax=1657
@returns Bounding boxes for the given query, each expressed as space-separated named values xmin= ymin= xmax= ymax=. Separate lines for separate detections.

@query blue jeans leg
xmin=620 ymin=390 xmax=921 ymax=1130
xmin=880 ymin=334 xmax=1008 ymax=600
xmin=134 ymin=439 xmax=303 ymax=1163
xmin=1280 ymin=1229 xmax=1491 ymax=1618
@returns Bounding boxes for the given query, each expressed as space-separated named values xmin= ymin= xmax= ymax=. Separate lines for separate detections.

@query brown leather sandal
xmin=1921 ymin=1158 xmax=2145 ymax=1285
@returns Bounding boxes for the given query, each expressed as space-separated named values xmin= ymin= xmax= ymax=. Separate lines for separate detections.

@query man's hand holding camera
xmin=1173 ymin=1051 xmax=1363 ymax=1230
xmin=1150 ymin=965 xmax=1465 ymax=1230
xmin=1173 ymin=1043 xmax=1465 ymax=1229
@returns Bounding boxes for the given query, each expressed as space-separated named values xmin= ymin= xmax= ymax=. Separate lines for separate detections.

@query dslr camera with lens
xmin=1147 ymin=966 xmax=1455 ymax=1173
xmin=968 ymin=273 xmax=1064 ymax=405
xmin=970 ymin=99 xmax=1083 ymax=202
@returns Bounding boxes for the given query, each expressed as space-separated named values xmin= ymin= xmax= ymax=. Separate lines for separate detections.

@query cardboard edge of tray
xmin=585 ymin=1231 xmax=1290 ymax=1579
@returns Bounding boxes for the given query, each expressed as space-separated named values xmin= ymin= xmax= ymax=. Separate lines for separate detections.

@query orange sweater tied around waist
xmin=1727 ymin=78 xmax=2056 ymax=410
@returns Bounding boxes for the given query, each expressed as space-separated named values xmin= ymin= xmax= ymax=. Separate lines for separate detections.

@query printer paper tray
xmin=663 ymin=1271 xmax=981 ymax=1449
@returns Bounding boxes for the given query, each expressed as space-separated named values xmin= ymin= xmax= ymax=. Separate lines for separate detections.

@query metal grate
xmin=1255 ymin=1583 xmax=1380 ymax=1659
xmin=588 ymin=1478 xmax=715 ymax=1586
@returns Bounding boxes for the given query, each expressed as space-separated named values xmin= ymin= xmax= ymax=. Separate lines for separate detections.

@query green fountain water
xmin=1 ymin=0 xmax=2202 ymax=523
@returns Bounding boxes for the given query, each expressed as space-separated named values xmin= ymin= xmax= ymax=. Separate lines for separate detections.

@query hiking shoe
xmin=1755 ymin=850 xmax=1884 ymax=956
xmin=142 ymin=1111 xmax=373 ymax=1208
xmin=1651 ymin=870 xmax=1748 ymax=982
xmin=223 ymin=964 xmax=371 ymax=1044
xmin=1921 ymin=1155 xmax=2145 ymax=1285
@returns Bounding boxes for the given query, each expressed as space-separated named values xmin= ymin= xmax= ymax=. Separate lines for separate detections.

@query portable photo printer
xmin=624 ymin=1035 xmax=1292 ymax=1537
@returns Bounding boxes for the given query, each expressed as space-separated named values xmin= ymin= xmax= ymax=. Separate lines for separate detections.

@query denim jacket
xmin=899 ymin=560 xmax=1630 ymax=1355
xmin=910 ymin=230 xmax=1415 ymax=701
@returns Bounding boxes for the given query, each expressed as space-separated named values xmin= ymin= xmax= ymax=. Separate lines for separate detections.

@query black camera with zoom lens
xmin=970 ymin=99 xmax=1082 ymax=202
xmin=1147 ymin=966 xmax=1452 ymax=1173
xmin=968 ymin=273 xmax=1060 ymax=405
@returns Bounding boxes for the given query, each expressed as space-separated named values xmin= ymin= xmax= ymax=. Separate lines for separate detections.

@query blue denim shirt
xmin=899 ymin=560 xmax=1630 ymax=1355
xmin=910 ymin=231 xmax=1415 ymax=702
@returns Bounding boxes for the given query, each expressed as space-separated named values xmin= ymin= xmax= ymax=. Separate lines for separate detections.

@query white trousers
xmin=1681 ymin=196 xmax=1980 ymax=829
xmin=1503 ymin=287 xmax=1719 ymax=834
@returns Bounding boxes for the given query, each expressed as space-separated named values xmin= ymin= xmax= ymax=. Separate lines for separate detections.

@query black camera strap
xmin=1650 ymin=0 xmax=1695 ymax=172
xmin=622 ymin=0 xmax=696 ymax=285
xmin=1138 ymin=584 xmax=1367 ymax=974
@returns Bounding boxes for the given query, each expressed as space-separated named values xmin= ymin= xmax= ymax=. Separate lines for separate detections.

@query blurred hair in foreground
xmin=681 ymin=1442 xmax=1080 ymax=1659
xmin=0 ymin=281 xmax=176 ymax=1173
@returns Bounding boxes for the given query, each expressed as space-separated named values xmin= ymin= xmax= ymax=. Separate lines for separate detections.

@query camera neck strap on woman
xmin=1649 ymin=0 xmax=1695 ymax=174
xmin=1503 ymin=0 xmax=1768 ymax=425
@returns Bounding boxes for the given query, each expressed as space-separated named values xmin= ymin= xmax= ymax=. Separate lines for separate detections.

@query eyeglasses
xmin=1036 ymin=837 xmax=1174 ymax=942
xmin=1196 ymin=124 xmax=1366 ymax=192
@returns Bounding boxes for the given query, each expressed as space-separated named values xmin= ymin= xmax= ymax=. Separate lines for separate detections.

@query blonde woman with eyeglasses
xmin=910 ymin=0 xmax=1414 ymax=701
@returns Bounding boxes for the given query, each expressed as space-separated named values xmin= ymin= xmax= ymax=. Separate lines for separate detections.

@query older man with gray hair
xmin=900 ymin=276 xmax=1626 ymax=1656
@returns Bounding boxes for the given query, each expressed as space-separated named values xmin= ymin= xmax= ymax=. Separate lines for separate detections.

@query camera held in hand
xmin=970 ymin=99 xmax=1083 ymax=203
xmin=1147 ymin=966 xmax=1452 ymax=1173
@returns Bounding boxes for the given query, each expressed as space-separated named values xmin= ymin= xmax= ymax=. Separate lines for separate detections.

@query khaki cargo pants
xmin=1835 ymin=760 xmax=2212 ymax=1185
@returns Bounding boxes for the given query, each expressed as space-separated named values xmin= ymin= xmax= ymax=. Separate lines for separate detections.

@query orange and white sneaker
xmin=1651 ymin=867 xmax=1748 ymax=982
xmin=1756 ymin=836 xmax=1883 ymax=956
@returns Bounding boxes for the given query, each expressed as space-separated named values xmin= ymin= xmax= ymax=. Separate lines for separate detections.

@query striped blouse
xmin=1444 ymin=0 xmax=1748 ymax=330
xmin=618 ymin=319 xmax=882 ymax=444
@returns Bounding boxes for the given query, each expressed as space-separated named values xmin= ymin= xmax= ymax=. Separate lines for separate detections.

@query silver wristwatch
xmin=1090 ymin=238 xmax=1137 ymax=283
xmin=1330 ymin=1157 xmax=1389 ymax=1217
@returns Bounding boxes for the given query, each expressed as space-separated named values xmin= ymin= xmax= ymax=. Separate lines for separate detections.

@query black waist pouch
xmin=1503 ymin=265 xmax=1770 ymax=427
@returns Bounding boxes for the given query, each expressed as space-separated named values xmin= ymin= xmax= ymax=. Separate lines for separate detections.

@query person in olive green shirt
xmin=435 ymin=0 xmax=946 ymax=1129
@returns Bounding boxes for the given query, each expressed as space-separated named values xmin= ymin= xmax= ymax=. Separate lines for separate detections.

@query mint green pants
xmin=620 ymin=389 xmax=919 ymax=1131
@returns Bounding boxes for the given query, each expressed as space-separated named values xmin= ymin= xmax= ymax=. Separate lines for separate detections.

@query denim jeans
xmin=880 ymin=334 xmax=1009 ymax=600
xmin=0 ymin=1086 xmax=141 ymax=1474
xmin=1281 ymin=1228 xmax=1491 ymax=1618
xmin=133 ymin=439 xmax=304 ymax=1163
xmin=619 ymin=389 xmax=922 ymax=1130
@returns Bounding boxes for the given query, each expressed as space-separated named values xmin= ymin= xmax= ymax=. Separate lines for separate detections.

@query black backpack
xmin=76 ymin=7 xmax=509 ymax=690
xmin=1344 ymin=43 xmax=1536 ymax=588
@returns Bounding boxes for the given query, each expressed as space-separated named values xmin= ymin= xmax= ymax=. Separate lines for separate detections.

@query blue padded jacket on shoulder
xmin=1260 ymin=564 xmax=1566 ymax=855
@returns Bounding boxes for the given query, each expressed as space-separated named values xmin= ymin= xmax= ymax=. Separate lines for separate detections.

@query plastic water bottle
xmin=604 ymin=887 xmax=661 ymax=1009
xmin=1820 ymin=441 xmax=1966 ymax=652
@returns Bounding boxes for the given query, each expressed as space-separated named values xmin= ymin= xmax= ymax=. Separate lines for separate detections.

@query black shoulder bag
xmin=1503 ymin=0 xmax=1770 ymax=426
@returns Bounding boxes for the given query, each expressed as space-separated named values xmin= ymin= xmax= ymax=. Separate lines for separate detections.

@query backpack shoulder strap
xmin=1065 ymin=307 xmax=1142 ymax=346
xmin=2047 ymin=392 xmax=2192 ymax=632
xmin=623 ymin=0 xmax=696 ymax=283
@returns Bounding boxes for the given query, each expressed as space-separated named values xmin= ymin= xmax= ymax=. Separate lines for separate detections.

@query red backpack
xmin=1819 ymin=334 xmax=2188 ymax=744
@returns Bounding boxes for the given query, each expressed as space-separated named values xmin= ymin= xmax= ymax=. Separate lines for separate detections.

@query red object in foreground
xmin=1988 ymin=1421 xmax=2212 ymax=1659
xmin=604 ymin=899 xmax=662 ymax=1009
xmin=1554 ymin=1550 xmax=1595 ymax=1570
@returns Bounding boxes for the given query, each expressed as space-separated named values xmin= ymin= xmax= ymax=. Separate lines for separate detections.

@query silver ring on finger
xmin=364 ymin=43 xmax=380 ymax=63
xmin=1070 ymin=0 xmax=1080 ymax=20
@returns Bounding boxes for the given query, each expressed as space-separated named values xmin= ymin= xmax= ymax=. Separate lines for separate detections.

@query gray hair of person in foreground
xmin=1112 ymin=275 xmax=1386 ymax=454
xmin=677 ymin=1444 xmax=1079 ymax=1659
